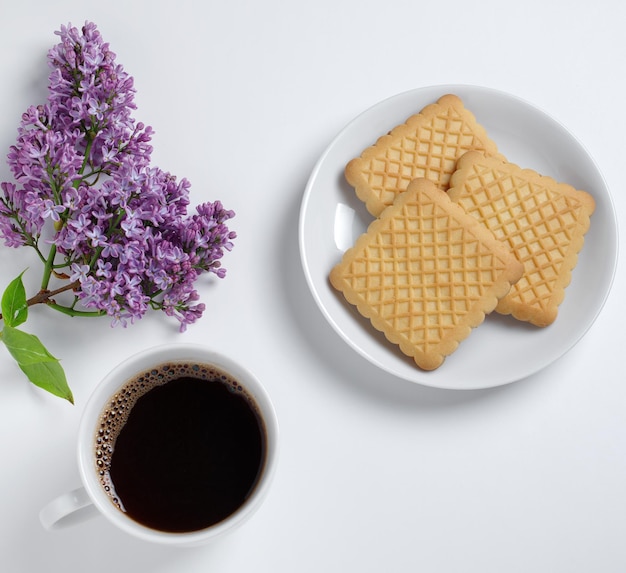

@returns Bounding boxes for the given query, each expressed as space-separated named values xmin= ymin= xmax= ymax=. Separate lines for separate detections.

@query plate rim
xmin=298 ymin=84 xmax=619 ymax=390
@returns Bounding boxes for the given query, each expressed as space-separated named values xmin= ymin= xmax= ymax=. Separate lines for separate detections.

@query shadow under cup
xmin=78 ymin=345 xmax=278 ymax=545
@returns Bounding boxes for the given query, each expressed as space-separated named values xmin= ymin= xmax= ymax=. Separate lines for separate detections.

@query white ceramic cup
xmin=39 ymin=343 xmax=279 ymax=546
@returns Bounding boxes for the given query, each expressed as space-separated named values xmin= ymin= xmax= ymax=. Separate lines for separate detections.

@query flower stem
xmin=78 ymin=133 xmax=95 ymax=179
xmin=40 ymin=244 xmax=58 ymax=291
xmin=26 ymin=279 xmax=79 ymax=307
xmin=0 ymin=278 xmax=102 ymax=322
xmin=45 ymin=302 xmax=105 ymax=318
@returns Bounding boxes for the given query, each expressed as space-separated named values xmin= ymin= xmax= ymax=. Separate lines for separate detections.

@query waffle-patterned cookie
xmin=448 ymin=151 xmax=595 ymax=327
xmin=330 ymin=178 xmax=524 ymax=370
xmin=345 ymin=94 xmax=499 ymax=217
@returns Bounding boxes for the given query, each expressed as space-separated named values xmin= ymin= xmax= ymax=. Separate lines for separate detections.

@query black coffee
xmin=95 ymin=362 xmax=266 ymax=533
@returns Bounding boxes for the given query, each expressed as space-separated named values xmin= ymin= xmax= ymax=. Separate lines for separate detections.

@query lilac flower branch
xmin=0 ymin=21 xmax=236 ymax=401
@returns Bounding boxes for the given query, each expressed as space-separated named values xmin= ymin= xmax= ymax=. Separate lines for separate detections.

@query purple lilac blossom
xmin=0 ymin=21 xmax=235 ymax=331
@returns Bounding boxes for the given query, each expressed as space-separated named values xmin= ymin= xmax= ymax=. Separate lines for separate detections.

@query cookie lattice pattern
xmin=363 ymin=107 xmax=487 ymax=207
xmin=341 ymin=196 xmax=510 ymax=353
xmin=457 ymin=163 xmax=586 ymax=314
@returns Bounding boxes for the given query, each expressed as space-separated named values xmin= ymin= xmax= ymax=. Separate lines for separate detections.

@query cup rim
xmin=77 ymin=343 xmax=279 ymax=546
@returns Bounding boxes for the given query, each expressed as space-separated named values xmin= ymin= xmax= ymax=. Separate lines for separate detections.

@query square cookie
xmin=448 ymin=151 xmax=596 ymax=326
xmin=330 ymin=178 xmax=523 ymax=370
xmin=345 ymin=94 xmax=499 ymax=217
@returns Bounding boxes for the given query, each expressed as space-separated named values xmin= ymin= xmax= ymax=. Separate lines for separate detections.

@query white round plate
xmin=298 ymin=85 xmax=618 ymax=390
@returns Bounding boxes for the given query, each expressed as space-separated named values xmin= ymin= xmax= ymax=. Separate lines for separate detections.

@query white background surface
xmin=0 ymin=1 xmax=624 ymax=571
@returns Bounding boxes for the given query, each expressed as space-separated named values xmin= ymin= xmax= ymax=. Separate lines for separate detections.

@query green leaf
xmin=2 ymin=325 xmax=73 ymax=403
xmin=18 ymin=360 xmax=73 ymax=404
xmin=1 ymin=271 xmax=28 ymax=328
xmin=2 ymin=325 xmax=57 ymax=365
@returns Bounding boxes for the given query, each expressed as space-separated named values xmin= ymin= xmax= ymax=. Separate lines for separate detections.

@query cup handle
xmin=39 ymin=487 xmax=95 ymax=530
